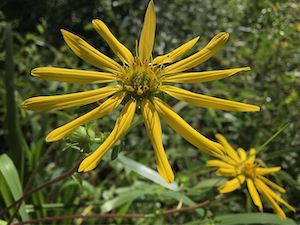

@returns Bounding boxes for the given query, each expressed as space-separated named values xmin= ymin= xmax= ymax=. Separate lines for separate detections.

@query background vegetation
xmin=0 ymin=0 xmax=299 ymax=224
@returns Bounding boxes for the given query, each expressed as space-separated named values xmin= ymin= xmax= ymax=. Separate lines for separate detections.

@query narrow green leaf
xmin=117 ymin=154 xmax=179 ymax=191
xmin=0 ymin=174 xmax=14 ymax=216
xmin=111 ymin=145 xmax=121 ymax=160
xmin=256 ymin=123 xmax=289 ymax=154
xmin=215 ymin=213 xmax=296 ymax=225
xmin=4 ymin=23 xmax=24 ymax=174
xmin=0 ymin=154 xmax=29 ymax=221
xmin=101 ymin=189 xmax=152 ymax=213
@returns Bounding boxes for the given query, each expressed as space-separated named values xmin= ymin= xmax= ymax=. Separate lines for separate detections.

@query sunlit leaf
xmin=117 ymin=154 xmax=179 ymax=191
xmin=0 ymin=154 xmax=29 ymax=221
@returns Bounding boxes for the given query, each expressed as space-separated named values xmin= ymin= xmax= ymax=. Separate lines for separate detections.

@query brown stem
xmin=12 ymin=194 xmax=222 ymax=225
xmin=12 ymin=213 xmax=145 ymax=225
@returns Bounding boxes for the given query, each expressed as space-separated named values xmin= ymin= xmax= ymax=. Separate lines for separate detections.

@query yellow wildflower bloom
xmin=207 ymin=134 xmax=296 ymax=219
xmin=21 ymin=1 xmax=259 ymax=183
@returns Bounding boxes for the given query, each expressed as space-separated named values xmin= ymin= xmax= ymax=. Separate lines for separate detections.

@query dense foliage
xmin=1 ymin=0 xmax=299 ymax=224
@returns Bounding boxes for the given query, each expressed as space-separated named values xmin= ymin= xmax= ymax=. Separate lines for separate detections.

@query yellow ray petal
xmin=258 ymin=176 xmax=286 ymax=193
xmin=246 ymin=178 xmax=263 ymax=211
xmin=217 ymin=155 xmax=239 ymax=166
xmin=256 ymin=179 xmax=295 ymax=212
xmin=21 ymin=85 xmax=120 ymax=111
xmin=61 ymin=29 xmax=122 ymax=72
xmin=247 ymin=148 xmax=256 ymax=164
xmin=256 ymin=181 xmax=286 ymax=220
xmin=31 ymin=67 xmax=117 ymax=84
xmin=207 ymin=160 xmax=234 ymax=169
xmin=218 ymin=175 xmax=245 ymax=193
xmin=161 ymin=67 xmax=250 ymax=83
xmin=256 ymin=167 xmax=281 ymax=175
xmin=161 ymin=85 xmax=260 ymax=112
xmin=153 ymin=97 xmax=224 ymax=156
xmin=237 ymin=148 xmax=247 ymax=162
xmin=138 ymin=0 xmax=156 ymax=62
xmin=163 ymin=32 xmax=229 ymax=74
xmin=215 ymin=134 xmax=240 ymax=162
xmin=141 ymin=100 xmax=174 ymax=183
xmin=153 ymin=36 xmax=200 ymax=65
xmin=46 ymin=93 xmax=125 ymax=142
xmin=78 ymin=100 xmax=136 ymax=172
xmin=216 ymin=168 xmax=236 ymax=177
xmin=92 ymin=19 xmax=134 ymax=65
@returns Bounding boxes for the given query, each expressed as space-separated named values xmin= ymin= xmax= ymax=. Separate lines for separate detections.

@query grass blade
xmin=4 ymin=23 xmax=23 ymax=172
xmin=0 ymin=154 xmax=29 ymax=221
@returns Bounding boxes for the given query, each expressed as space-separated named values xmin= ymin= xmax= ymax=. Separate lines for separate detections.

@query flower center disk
xmin=241 ymin=162 xmax=256 ymax=179
xmin=121 ymin=63 xmax=160 ymax=99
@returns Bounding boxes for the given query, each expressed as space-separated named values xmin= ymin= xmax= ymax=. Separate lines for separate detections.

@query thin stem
xmin=161 ymin=202 xmax=209 ymax=215
xmin=13 ymin=213 xmax=145 ymax=225
xmin=12 ymin=195 xmax=221 ymax=225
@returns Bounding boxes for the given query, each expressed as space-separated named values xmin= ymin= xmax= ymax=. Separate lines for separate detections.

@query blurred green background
xmin=0 ymin=0 xmax=299 ymax=224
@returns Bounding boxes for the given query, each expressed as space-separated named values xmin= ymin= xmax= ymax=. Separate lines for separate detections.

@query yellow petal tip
xmin=78 ymin=161 xmax=87 ymax=172
xmin=221 ymin=32 xmax=229 ymax=40
xmin=215 ymin=133 xmax=223 ymax=138
xmin=78 ymin=153 xmax=103 ymax=173
xmin=218 ymin=188 xmax=227 ymax=194
xmin=20 ymin=101 xmax=27 ymax=109
xmin=78 ymin=166 xmax=83 ymax=173
xmin=60 ymin=29 xmax=67 ymax=34
xmin=60 ymin=29 xmax=72 ymax=38
xmin=92 ymin=19 xmax=102 ymax=26
xmin=251 ymin=105 xmax=260 ymax=112
xmin=162 ymin=175 xmax=174 ymax=184
xmin=31 ymin=68 xmax=38 ymax=76
xmin=45 ymin=133 xmax=56 ymax=143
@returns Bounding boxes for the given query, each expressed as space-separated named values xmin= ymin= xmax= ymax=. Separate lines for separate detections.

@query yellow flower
xmin=207 ymin=134 xmax=296 ymax=220
xmin=21 ymin=1 xmax=259 ymax=183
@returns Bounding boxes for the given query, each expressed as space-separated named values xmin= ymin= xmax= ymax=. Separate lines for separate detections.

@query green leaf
xmin=0 ymin=154 xmax=29 ymax=221
xmin=0 ymin=174 xmax=14 ymax=215
xmin=101 ymin=188 xmax=153 ymax=213
xmin=111 ymin=144 xmax=122 ymax=160
xmin=4 ymin=23 xmax=23 ymax=172
xmin=215 ymin=213 xmax=297 ymax=225
xmin=0 ymin=220 xmax=8 ymax=225
xmin=116 ymin=201 xmax=132 ymax=224
xmin=186 ymin=178 xmax=225 ymax=196
xmin=117 ymin=154 xmax=179 ymax=191
xmin=193 ymin=178 xmax=225 ymax=190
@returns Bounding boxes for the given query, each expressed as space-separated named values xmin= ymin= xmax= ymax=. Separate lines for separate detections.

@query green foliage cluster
xmin=0 ymin=0 xmax=299 ymax=224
